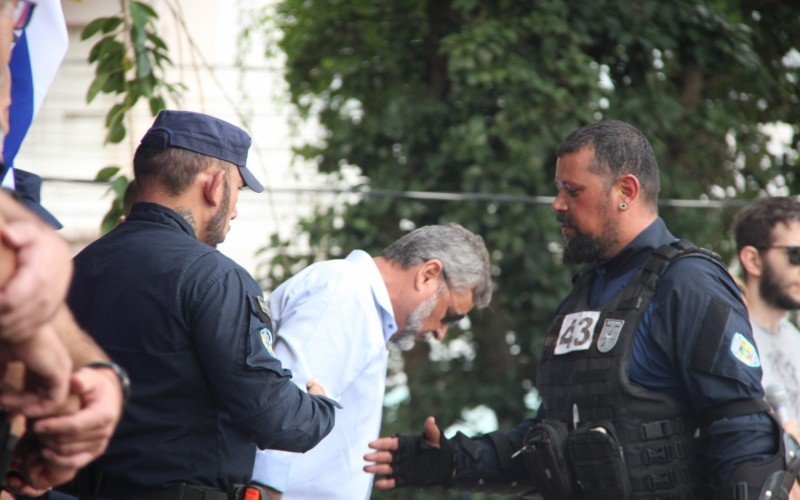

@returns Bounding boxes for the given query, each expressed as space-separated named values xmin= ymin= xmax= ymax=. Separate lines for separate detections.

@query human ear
xmin=739 ymin=246 xmax=763 ymax=278
xmin=414 ymin=259 xmax=444 ymax=292
xmin=616 ymin=174 xmax=640 ymax=209
xmin=202 ymin=169 xmax=227 ymax=207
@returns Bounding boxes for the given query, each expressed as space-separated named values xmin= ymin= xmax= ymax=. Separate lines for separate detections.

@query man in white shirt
xmin=253 ymin=223 xmax=493 ymax=499
xmin=735 ymin=196 xmax=800 ymax=437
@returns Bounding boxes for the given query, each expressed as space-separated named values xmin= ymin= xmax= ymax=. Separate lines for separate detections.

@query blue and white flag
xmin=2 ymin=0 xmax=68 ymax=188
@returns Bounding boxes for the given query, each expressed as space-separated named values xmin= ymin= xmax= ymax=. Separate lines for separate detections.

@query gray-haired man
xmin=254 ymin=223 xmax=493 ymax=500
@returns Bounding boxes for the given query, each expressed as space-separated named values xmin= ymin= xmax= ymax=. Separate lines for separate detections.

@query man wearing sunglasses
xmin=735 ymin=197 xmax=800 ymax=443
xmin=252 ymin=223 xmax=493 ymax=500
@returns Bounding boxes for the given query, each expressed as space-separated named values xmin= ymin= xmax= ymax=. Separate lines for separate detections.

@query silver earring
xmin=620 ymin=203 xmax=628 ymax=210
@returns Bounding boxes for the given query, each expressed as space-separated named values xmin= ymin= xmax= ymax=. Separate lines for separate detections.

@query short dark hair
xmin=122 ymin=179 xmax=139 ymax=215
xmin=734 ymin=197 xmax=800 ymax=252
xmin=133 ymin=144 xmax=226 ymax=196
xmin=557 ymin=120 xmax=660 ymax=207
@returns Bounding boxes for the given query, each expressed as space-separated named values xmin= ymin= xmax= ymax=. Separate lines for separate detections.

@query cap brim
xmin=239 ymin=166 xmax=264 ymax=193
xmin=20 ymin=199 xmax=63 ymax=229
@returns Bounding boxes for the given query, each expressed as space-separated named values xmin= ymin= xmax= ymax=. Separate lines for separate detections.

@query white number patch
xmin=555 ymin=311 xmax=600 ymax=355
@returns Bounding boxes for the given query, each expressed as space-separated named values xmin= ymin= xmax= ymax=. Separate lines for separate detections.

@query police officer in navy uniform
xmin=364 ymin=120 xmax=799 ymax=499
xmin=64 ymin=110 xmax=339 ymax=499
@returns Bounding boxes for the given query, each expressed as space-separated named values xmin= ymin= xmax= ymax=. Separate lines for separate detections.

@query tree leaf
xmin=94 ymin=166 xmax=121 ymax=182
xmin=81 ymin=17 xmax=111 ymax=40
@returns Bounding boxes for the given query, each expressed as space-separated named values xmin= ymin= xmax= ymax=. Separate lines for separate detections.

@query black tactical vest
xmin=537 ymin=241 xmax=722 ymax=500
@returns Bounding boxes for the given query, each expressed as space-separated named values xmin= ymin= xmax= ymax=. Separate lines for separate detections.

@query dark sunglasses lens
xmin=442 ymin=314 xmax=465 ymax=326
xmin=787 ymin=247 xmax=800 ymax=265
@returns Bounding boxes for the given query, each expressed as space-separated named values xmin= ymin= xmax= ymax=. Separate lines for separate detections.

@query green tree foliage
xmin=82 ymin=1 xmax=183 ymax=232
xmin=263 ymin=1 xmax=798 ymax=496
xmin=82 ymin=0 xmax=180 ymax=144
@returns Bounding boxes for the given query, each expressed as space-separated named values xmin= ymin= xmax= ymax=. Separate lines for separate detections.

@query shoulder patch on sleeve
xmin=259 ymin=327 xmax=276 ymax=356
xmin=730 ymin=332 xmax=761 ymax=368
xmin=248 ymin=293 xmax=272 ymax=327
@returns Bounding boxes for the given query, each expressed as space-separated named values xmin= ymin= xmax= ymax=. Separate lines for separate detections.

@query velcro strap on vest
xmin=690 ymin=297 xmax=731 ymax=372
xmin=632 ymin=465 xmax=699 ymax=491
xmin=638 ymin=417 xmax=686 ymax=440
xmin=703 ymin=398 xmax=770 ymax=425
xmin=641 ymin=442 xmax=687 ymax=465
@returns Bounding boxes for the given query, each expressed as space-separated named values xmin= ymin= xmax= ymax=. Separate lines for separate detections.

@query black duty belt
xmin=60 ymin=471 xmax=233 ymax=500
xmin=95 ymin=482 xmax=229 ymax=500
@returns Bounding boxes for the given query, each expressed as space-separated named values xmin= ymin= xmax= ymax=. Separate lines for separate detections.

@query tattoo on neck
xmin=175 ymin=207 xmax=197 ymax=232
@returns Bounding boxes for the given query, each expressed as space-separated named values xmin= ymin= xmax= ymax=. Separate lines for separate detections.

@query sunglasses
xmin=441 ymin=312 xmax=465 ymax=327
xmin=758 ymin=246 xmax=800 ymax=266
xmin=438 ymin=268 xmax=467 ymax=326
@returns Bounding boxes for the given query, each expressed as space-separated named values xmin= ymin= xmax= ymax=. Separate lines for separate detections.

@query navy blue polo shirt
xmin=68 ymin=202 xmax=337 ymax=490
xmin=455 ymin=218 xmax=775 ymax=486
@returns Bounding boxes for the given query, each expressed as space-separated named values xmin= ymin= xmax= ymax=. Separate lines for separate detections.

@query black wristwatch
xmin=86 ymin=361 xmax=131 ymax=402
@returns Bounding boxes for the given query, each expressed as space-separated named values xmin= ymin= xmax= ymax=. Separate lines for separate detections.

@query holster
xmin=518 ymin=419 xmax=574 ymax=500
xmin=567 ymin=421 xmax=630 ymax=499
xmin=235 ymin=481 xmax=281 ymax=500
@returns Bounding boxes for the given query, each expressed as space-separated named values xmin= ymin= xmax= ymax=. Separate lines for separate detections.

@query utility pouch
xmin=567 ymin=421 xmax=630 ymax=499
xmin=518 ymin=419 xmax=574 ymax=500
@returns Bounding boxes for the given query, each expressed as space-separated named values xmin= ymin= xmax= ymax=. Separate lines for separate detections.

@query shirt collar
xmin=345 ymin=250 xmax=398 ymax=344
xmin=127 ymin=202 xmax=197 ymax=239
xmin=595 ymin=217 xmax=677 ymax=278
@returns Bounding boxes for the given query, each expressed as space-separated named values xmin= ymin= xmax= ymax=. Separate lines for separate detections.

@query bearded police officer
xmin=364 ymin=120 xmax=799 ymax=499
xmin=64 ymin=111 xmax=339 ymax=499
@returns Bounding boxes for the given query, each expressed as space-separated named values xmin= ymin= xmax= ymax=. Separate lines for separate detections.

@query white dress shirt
xmin=253 ymin=250 xmax=397 ymax=499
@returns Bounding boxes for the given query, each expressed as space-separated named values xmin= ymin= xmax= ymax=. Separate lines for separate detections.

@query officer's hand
xmin=306 ymin=378 xmax=326 ymax=396
xmin=29 ymin=364 xmax=124 ymax=469
xmin=0 ymin=221 xmax=72 ymax=344
xmin=7 ymin=429 xmax=78 ymax=491
xmin=3 ymin=473 xmax=52 ymax=498
xmin=0 ymin=324 xmax=72 ymax=416
xmin=784 ymin=419 xmax=800 ymax=443
xmin=363 ymin=416 xmax=445 ymax=490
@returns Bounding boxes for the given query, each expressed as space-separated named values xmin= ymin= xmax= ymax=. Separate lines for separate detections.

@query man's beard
xmin=205 ymin=176 xmax=231 ymax=248
xmin=558 ymin=204 xmax=619 ymax=265
xmin=760 ymin=258 xmax=800 ymax=310
xmin=392 ymin=285 xmax=445 ymax=351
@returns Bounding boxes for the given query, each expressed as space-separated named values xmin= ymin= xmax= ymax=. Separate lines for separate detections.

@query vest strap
xmin=638 ymin=417 xmax=686 ymax=440
xmin=703 ymin=398 xmax=770 ymax=425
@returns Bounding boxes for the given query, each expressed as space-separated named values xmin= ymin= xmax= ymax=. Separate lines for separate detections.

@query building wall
xmin=16 ymin=0 xmax=333 ymax=276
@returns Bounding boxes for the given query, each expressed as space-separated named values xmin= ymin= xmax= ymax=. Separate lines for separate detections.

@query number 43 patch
xmin=555 ymin=311 xmax=600 ymax=355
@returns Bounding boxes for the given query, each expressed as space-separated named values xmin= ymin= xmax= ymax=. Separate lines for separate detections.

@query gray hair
xmin=381 ymin=223 xmax=493 ymax=309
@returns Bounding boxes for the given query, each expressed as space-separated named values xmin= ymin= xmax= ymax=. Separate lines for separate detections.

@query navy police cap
xmin=139 ymin=110 xmax=264 ymax=193
xmin=13 ymin=169 xmax=62 ymax=229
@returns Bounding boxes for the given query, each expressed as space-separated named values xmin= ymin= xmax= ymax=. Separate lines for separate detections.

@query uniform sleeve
xmin=184 ymin=258 xmax=338 ymax=452
xmin=645 ymin=258 xmax=776 ymax=485
xmin=448 ymin=418 xmax=538 ymax=495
